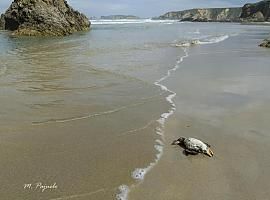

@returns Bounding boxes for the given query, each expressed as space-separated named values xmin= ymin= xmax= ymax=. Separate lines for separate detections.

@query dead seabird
xmin=172 ymin=137 xmax=214 ymax=157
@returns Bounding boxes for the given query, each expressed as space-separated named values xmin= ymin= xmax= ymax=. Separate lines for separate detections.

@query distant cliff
xmin=157 ymin=8 xmax=242 ymax=22
xmin=100 ymin=15 xmax=140 ymax=20
xmin=0 ymin=0 xmax=90 ymax=36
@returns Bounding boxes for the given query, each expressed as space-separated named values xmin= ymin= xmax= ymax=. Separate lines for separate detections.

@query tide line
xmin=32 ymin=98 xmax=160 ymax=125
xmin=116 ymin=47 xmax=189 ymax=200
xmin=49 ymin=188 xmax=106 ymax=200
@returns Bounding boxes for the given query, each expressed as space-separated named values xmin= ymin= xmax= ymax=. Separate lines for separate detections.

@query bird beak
xmin=171 ymin=140 xmax=180 ymax=145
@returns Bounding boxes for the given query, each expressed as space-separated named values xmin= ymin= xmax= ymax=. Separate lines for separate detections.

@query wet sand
xmin=129 ymin=34 xmax=270 ymax=200
xmin=0 ymin=29 xmax=175 ymax=199
xmin=1 ymin=23 xmax=270 ymax=200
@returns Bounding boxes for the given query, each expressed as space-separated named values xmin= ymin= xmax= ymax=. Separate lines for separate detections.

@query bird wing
xmin=185 ymin=138 xmax=208 ymax=151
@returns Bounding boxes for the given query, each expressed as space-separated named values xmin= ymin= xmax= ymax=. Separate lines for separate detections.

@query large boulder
xmin=0 ymin=0 xmax=90 ymax=36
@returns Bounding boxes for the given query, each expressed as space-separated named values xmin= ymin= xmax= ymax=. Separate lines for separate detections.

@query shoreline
xmin=118 ymin=32 xmax=239 ymax=200
xmin=119 ymin=31 xmax=246 ymax=200
xmin=116 ymin=48 xmax=189 ymax=200
xmin=128 ymin=30 xmax=270 ymax=200
xmin=241 ymin=21 xmax=270 ymax=26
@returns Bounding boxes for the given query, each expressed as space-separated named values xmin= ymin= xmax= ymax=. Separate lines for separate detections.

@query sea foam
xmin=116 ymin=185 xmax=130 ymax=200
xmin=91 ymin=19 xmax=177 ymax=25
xmin=173 ymin=34 xmax=229 ymax=47
xmin=116 ymin=48 xmax=189 ymax=200
xmin=197 ymin=35 xmax=229 ymax=44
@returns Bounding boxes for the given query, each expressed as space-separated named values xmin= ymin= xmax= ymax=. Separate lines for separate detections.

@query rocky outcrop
xmin=0 ymin=14 xmax=5 ymax=29
xmin=259 ymin=38 xmax=270 ymax=47
xmin=240 ymin=0 xmax=270 ymax=22
xmin=0 ymin=0 xmax=90 ymax=36
xmin=156 ymin=8 xmax=242 ymax=22
xmin=240 ymin=0 xmax=270 ymax=48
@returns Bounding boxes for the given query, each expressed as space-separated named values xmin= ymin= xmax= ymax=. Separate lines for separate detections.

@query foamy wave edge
xmin=116 ymin=48 xmax=189 ymax=200
xmin=91 ymin=19 xmax=178 ymax=25
xmin=173 ymin=34 xmax=230 ymax=47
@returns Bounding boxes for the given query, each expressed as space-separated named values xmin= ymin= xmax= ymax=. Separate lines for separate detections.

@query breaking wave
xmin=91 ymin=19 xmax=178 ymax=25
xmin=197 ymin=35 xmax=229 ymax=44
xmin=173 ymin=34 xmax=229 ymax=47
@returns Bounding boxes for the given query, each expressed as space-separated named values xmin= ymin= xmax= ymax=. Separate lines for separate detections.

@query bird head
xmin=171 ymin=137 xmax=185 ymax=146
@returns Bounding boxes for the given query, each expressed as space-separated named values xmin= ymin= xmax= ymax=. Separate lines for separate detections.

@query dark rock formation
xmin=100 ymin=15 xmax=140 ymax=20
xmin=0 ymin=14 xmax=5 ymax=29
xmin=240 ymin=0 xmax=270 ymax=48
xmin=240 ymin=0 xmax=270 ymax=22
xmin=156 ymin=8 xmax=242 ymax=22
xmin=259 ymin=38 xmax=270 ymax=47
xmin=0 ymin=0 xmax=90 ymax=36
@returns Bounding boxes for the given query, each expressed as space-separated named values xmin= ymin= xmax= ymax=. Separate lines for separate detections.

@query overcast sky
xmin=0 ymin=0 xmax=258 ymax=18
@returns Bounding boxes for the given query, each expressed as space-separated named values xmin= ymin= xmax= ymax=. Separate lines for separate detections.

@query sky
xmin=0 ymin=0 xmax=258 ymax=18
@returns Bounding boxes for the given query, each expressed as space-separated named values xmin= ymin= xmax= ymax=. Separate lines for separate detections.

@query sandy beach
xmin=129 ymin=31 xmax=270 ymax=200
xmin=1 ymin=21 xmax=270 ymax=200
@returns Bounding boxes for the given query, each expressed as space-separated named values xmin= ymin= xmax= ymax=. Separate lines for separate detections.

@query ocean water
xmin=0 ymin=20 xmax=269 ymax=200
